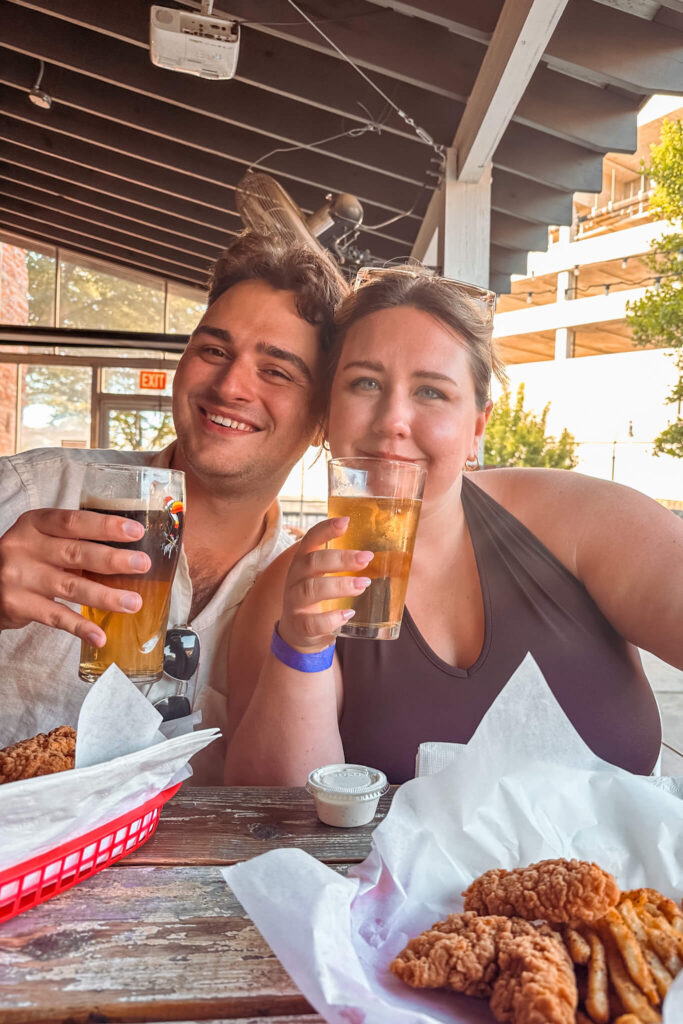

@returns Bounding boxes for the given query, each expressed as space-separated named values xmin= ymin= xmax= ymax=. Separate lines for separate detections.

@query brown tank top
xmin=337 ymin=476 xmax=661 ymax=783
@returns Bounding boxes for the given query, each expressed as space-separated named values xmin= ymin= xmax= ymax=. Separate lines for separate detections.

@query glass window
xmin=0 ymin=238 xmax=56 ymax=327
xmin=106 ymin=408 xmax=175 ymax=451
xmin=167 ymin=281 xmax=206 ymax=334
xmin=19 ymin=364 xmax=91 ymax=452
xmin=101 ymin=366 xmax=175 ymax=396
xmin=59 ymin=255 xmax=165 ymax=332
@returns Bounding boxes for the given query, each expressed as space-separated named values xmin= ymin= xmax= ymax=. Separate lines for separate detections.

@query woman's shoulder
xmin=470 ymin=465 xmax=647 ymax=511
xmin=468 ymin=467 xmax=675 ymax=577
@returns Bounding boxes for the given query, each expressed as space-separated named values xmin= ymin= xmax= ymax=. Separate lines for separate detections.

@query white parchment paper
xmin=0 ymin=665 xmax=220 ymax=872
xmin=224 ymin=653 xmax=683 ymax=1024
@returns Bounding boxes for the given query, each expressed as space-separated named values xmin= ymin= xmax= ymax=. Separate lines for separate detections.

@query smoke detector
xmin=150 ymin=5 xmax=240 ymax=80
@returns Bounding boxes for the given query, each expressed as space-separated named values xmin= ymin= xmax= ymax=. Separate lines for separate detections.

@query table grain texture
xmin=0 ymin=786 xmax=394 ymax=1024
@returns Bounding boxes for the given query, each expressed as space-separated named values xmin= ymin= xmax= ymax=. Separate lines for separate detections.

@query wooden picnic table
xmin=0 ymin=786 xmax=394 ymax=1024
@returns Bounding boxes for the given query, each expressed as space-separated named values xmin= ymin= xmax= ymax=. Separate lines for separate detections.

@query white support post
xmin=554 ymin=257 xmax=576 ymax=359
xmin=437 ymin=149 xmax=492 ymax=288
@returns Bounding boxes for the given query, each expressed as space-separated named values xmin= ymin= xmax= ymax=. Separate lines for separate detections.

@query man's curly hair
xmin=207 ymin=232 xmax=349 ymax=354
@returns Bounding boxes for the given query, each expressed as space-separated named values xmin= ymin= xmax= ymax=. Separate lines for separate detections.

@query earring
xmin=464 ymin=456 xmax=479 ymax=472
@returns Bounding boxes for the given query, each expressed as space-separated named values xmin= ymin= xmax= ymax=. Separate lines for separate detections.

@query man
xmin=0 ymin=233 xmax=348 ymax=783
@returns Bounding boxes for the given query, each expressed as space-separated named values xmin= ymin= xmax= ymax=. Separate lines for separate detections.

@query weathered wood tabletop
xmin=0 ymin=786 xmax=394 ymax=1024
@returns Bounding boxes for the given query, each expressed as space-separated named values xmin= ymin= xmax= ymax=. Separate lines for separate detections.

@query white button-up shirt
xmin=0 ymin=444 xmax=292 ymax=784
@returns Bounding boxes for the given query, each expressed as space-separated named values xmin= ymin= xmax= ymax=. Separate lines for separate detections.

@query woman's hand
xmin=277 ymin=516 xmax=373 ymax=652
xmin=0 ymin=508 xmax=151 ymax=645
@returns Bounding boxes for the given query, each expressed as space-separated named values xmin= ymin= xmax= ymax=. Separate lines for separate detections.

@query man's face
xmin=172 ymin=279 xmax=324 ymax=497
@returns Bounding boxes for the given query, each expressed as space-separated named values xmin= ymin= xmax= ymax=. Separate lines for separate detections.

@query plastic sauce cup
xmin=306 ymin=763 xmax=389 ymax=827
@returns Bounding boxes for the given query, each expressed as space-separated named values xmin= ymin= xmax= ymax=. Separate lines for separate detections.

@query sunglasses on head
xmin=352 ymin=265 xmax=497 ymax=324
xmin=152 ymin=625 xmax=200 ymax=723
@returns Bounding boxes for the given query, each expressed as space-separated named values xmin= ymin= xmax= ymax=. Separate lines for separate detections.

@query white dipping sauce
xmin=306 ymin=763 xmax=389 ymax=828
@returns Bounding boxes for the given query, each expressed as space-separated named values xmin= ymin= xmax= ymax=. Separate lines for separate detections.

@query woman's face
xmin=327 ymin=305 xmax=491 ymax=501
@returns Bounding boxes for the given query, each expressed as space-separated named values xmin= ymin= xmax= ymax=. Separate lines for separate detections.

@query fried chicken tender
xmin=0 ymin=726 xmax=76 ymax=784
xmin=463 ymin=858 xmax=619 ymax=926
xmin=390 ymin=911 xmax=577 ymax=1024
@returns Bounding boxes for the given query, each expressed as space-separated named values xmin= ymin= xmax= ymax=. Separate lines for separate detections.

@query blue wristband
xmin=270 ymin=623 xmax=335 ymax=673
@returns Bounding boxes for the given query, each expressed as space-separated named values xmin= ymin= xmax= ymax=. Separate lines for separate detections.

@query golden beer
xmin=78 ymin=485 xmax=184 ymax=684
xmin=327 ymin=494 xmax=422 ymax=637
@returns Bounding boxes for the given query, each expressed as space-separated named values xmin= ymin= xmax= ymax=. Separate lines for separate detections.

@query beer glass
xmin=78 ymin=463 xmax=186 ymax=685
xmin=327 ymin=457 xmax=426 ymax=640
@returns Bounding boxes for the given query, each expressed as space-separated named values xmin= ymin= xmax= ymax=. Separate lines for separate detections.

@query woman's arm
xmin=482 ymin=468 xmax=683 ymax=669
xmin=224 ymin=517 xmax=373 ymax=785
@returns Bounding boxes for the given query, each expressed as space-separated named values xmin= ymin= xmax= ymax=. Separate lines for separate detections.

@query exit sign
xmin=139 ymin=370 xmax=167 ymax=390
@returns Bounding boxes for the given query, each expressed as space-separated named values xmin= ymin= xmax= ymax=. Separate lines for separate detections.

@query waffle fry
xmin=558 ymin=887 xmax=680 ymax=1024
xmin=584 ymin=928 xmax=610 ymax=1024
xmin=603 ymin=907 xmax=658 ymax=1004
xmin=563 ymin=924 xmax=591 ymax=965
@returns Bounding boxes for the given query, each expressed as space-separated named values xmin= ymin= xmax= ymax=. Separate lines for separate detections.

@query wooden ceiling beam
xmin=0 ymin=16 xmax=433 ymax=184
xmin=495 ymin=122 xmax=604 ymax=193
xmin=489 ymin=243 xmax=530 ymax=276
xmin=0 ymin=149 xmax=237 ymax=246
xmin=491 ymin=169 xmax=572 ymax=226
xmin=548 ymin=0 xmax=683 ymax=94
xmin=0 ymin=127 xmax=242 ymax=229
xmin=361 ymin=0 xmax=683 ymax=93
xmin=490 ymin=211 xmax=550 ymax=252
xmin=0 ymin=195 xmax=213 ymax=276
xmin=0 ymin=85 xmax=422 ymax=238
xmin=0 ymin=177 xmax=222 ymax=263
xmin=0 ymin=213 xmax=208 ymax=287
xmin=3 ymin=1 xmax=455 ymax=145
xmin=0 ymin=75 xmax=424 ymax=226
xmin=3 ymin=0 xmax=642 ymax=153
xmin=490 ymin=271 xmax=512 ymax=296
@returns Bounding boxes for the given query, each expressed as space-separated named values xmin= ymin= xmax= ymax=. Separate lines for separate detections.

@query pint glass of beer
xmin=327 ymin=457 xmax=426 ymax=640
xmin=78 ymin=463 xmax=186 ymax=685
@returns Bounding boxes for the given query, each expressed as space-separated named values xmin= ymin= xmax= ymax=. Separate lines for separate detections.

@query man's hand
xmin=0 ymin=508 xmax=152 ymax=646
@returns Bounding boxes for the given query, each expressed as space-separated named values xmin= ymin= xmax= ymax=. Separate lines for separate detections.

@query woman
xmin=224 ymin=267 xmax=682 ymax=785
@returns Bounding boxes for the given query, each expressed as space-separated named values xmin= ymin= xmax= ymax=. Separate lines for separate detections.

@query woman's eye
xmin=416 ymin=385 xmax=446 ymax=400
xmin=351 ymin=377 xmax=380 ymax=391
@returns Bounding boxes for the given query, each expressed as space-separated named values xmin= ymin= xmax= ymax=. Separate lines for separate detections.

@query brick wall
xmin=0 ymin=364 xmax=17 ymax=455
xmin=0 ymin=242 xmax=29 ymax=325
xmin=0 ymin=242 xmax=25 ymax=454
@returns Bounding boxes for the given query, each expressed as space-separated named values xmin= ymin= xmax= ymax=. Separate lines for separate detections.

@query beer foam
xmin=80 ymin=495 xmax=150 ymax=512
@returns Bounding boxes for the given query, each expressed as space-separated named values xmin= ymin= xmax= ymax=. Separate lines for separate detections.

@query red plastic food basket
xmin=0 ymin=783 xmax=181 ymax=923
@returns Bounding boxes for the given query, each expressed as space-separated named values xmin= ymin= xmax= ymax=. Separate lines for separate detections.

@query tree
xmin=626 ymin=118 xmax=683 ymax=458
xmin=26 ymin=249 xmax=56 ymax=326
xmin=485 ymin=383 xmax=578 ymax=469
xmin=21 ymin=365 xmax=175 ymax=451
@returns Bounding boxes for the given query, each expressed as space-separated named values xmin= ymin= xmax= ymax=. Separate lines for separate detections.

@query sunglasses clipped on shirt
xmin=352 ymin=265 xmax=497 ymax=325
xmin=152 ymin=625 xmax=201 ymax=723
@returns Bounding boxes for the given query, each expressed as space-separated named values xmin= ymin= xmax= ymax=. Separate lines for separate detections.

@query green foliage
xmin=484 ymin=383 xmax=578 ymax=469
xmin=22 ymin=366 xmax=175 ymax=451
xmin=26 ymin=250 xmax=56 ymax=326
xmin=59 ymin=261 xmax=165 ymax=332
xmin=107 ymin=410 xmax=176 ymax=451
xmin=626 ymin=118 xmax=683 ymax=458
xmin=648 ymin=119 xmax=683 ymax=224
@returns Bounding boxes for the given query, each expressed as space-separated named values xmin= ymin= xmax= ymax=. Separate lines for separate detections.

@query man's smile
xmin=199 ymin=406 xmax=261 ymax=433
